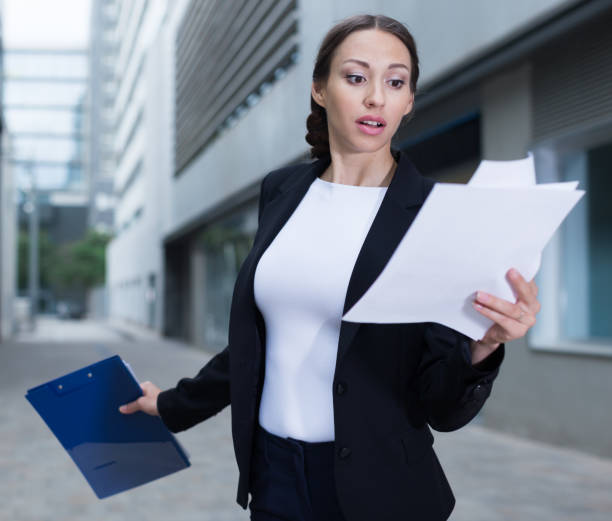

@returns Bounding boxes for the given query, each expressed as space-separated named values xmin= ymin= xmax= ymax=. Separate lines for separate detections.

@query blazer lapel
xmin=243 ymin=149 xmax=433 ymax=368
xmin=249 ymin=159 xmax=328 ymax=269
xmin=233 ymin=158 xmax=327 ymax=362
xmin=337 ymin=150 xmax=433 ymax=366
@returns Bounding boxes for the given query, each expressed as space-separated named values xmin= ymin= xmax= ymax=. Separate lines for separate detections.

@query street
xmin=1 ymin=317 xmax=611 ymax=521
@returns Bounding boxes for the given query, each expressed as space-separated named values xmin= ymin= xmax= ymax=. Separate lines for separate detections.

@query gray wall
xmin=165 ymin=0 xmax=576 ymax=240
xmin=101 ymin=0 xmax=611 ymax=457
xmin=479 ymin=62 xmax=612 ymax=458
xmin=1 ymin=131 xmax=17 ymax=341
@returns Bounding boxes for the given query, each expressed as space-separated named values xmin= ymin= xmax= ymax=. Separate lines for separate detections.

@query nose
xmin=364 ymin=80 xmax=385 ymax=107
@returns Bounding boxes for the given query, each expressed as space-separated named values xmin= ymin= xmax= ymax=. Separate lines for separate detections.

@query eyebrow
xmin=341 ymin=58 xmax=410 ymax=72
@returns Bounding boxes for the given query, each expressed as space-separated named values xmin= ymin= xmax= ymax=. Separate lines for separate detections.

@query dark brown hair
xmin=305 ymin=14 xmax=420 ymax=159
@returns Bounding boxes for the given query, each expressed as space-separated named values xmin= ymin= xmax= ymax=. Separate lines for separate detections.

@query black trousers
xmin=248 ymin=423 xmax=348 ymax=521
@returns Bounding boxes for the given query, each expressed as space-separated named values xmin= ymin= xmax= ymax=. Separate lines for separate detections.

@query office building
xmin=101 ymin=0 xmax=612 ymax=457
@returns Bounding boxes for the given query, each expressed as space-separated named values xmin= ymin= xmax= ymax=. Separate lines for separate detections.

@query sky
xmin=3 ymin=0 xmax=91 ymax=49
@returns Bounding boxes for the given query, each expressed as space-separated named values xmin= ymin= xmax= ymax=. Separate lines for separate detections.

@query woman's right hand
xmin=119 ymin=381 xmax=162 ymax=417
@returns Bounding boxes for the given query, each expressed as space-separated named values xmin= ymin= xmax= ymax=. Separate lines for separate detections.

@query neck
xmin=321 ymin=146 xmax=397 ymax=187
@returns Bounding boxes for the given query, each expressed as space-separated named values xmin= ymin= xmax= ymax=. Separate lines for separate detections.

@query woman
xmin=120 ymin=14 xmax=541 ymax=521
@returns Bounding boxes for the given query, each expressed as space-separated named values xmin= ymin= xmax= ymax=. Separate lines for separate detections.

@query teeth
xmin=361 ymin=120 xmax=382 ymax=127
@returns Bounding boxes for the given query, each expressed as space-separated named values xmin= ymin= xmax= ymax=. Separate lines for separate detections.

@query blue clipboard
xmin=25 ymin=354 xmax=190 ymax=499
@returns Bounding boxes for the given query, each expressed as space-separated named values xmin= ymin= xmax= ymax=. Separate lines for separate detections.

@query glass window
xmin=4 ymin=52 xmax=88 ymax=80
xmin=198 ymin=203 xmax=258 ymax=350
xmin=15 ymin=164 xmax=82 ymax=189
xmin=400 ymin=112 xmax=481 ymax=183
xmin=11 ymin=137 xmax=82 ymax=164
xmin=4 ymin=81 xmax=86 ymax=107
xmin=5 ymin=108 xmax=84 ymax=134
xmin=531 ymin=133 xmax=612 ymax=352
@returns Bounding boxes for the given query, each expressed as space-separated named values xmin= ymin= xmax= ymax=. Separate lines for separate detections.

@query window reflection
xmin=559 ymin=141 xmax=612 ymax=341
xmin=198 ymin=204 xmax=258 ymax=350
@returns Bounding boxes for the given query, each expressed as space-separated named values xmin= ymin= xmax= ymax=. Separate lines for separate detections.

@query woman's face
xmin=311 ymin=29 xmax=415 ymax=155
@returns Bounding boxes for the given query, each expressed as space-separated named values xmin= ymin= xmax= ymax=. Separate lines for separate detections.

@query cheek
xmin=334 ymin=82 xmax=363 ymax=108
xmin=326 ymin=94 xmax=356 ymax=126
xmin=390 ymin=96 xmax=413 ymax=122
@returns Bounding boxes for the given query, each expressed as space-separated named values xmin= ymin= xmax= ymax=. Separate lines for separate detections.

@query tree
xmin=48 ymin=229 xmax=113 ymax=290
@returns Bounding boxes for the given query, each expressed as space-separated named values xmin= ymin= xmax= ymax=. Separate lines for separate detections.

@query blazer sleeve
xmin=157 ymin=345 xmax=230 ymax=433
xmin=413 ymin=322 xmax=505 ymax=432
xmin=156 ymin=173 xmax=273 ymax=433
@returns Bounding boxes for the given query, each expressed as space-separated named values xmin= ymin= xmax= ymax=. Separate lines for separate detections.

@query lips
xmin=356 ymin=115 xmax=387 ymax=127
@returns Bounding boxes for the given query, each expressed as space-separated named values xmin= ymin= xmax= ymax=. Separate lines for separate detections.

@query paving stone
xmin=1 ymin=318 xmax=611 ymax=521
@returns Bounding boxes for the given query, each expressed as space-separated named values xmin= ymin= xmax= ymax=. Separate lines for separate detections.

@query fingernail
xmin=119 ymin=405 xmax=126 ymax=412
xmin=477 ymin=291 xmax=489 ymax=302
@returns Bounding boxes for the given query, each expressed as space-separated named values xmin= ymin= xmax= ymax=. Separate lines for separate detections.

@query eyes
xmin=345 ymin=74 xmax=405 ymax=89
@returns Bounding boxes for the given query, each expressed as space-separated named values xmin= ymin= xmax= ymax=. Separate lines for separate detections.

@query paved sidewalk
xmin=14 ymin=315 xmax=126 ymax=343
xmin=2 ymin=320 xmax=611 ymax=520
xmin=436 ymin=425 xmax=612 ymax=520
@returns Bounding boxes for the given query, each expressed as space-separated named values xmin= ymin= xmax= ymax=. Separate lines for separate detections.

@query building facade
xmin=102 ymin=0 xmax=172 ymax=329
xmin=101 ymin=0 xmax=612 ymax=457
xmin=0 ymin=3 xmax=18 ymax=340
xmin=3 ymin=45 xmax=90 ymax=316
xmin=87 ymin=0 xmax=119 ymax=234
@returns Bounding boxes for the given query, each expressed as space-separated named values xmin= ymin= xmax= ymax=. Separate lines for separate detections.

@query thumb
xmin=119 ymin=398 xmax=142 ymax=414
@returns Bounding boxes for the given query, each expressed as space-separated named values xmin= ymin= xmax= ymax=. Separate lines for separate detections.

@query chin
xmin=354 ymin=140 xmax=391 ymax=154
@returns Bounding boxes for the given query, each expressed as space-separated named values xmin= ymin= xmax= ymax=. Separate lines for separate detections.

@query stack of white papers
xmin=342 ymin=153 xmax=585 ymax=341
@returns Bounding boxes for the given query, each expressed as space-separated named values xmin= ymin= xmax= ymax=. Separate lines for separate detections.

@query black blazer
xmin=157 ymin=148 xmax=505 ymax=521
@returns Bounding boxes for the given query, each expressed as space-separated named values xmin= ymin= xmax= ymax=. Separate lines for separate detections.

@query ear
xmin=403 ymin=91 xmax=415 ymax=117
xmin=311 ymin=81 xmax=326 ymax=109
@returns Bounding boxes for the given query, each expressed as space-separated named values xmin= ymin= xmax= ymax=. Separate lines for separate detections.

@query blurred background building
xmin=4 ymin=47 xmax=91 ymax=316
xmin=2 ymin=0 xmax=611 ymax=458
xmin=87 ymin=0 xmax=117 ymax=235
xmin=0 ymin=2 xmax=19 ymax=342
xmin=99 ymin=0 xmax=171 ymax=331
xmin=2 ymin=0 xmax=111 ymax=327
xmin=100 ymin=0 xmax=612 ymax=458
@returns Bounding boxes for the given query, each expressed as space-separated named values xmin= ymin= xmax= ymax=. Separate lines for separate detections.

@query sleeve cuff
xmin=471 ymin=343 xmax=505 ymax=372
xmin=156 ymin=389 xmax=181 ymax=433
xmin=458 ymin=334 xmax=505 ymax=375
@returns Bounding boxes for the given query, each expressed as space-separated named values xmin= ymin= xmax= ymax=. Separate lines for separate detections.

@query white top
xmin=254 ymin=176 xmax=388 ymax=441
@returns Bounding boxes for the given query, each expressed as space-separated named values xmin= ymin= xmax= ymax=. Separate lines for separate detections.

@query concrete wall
xmin=100 ymin=0 xmax=612 ymax=457
xmin=106 ymin=1 xmax=170 ymax=331
xmin=479 ymin=62 xmax=612 ymax=458
xmin=165 ymin=0 xmax=576 ymax=239
xmin=0 ymin=131 xmax=17 ymax=341
xmin=380 ymin=0 xmax=577 ymax=85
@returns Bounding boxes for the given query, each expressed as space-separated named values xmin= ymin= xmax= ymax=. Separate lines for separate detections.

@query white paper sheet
xmin=468 ymin=153 xmax=536 ymax=187
xmin=342 ymin=154 xmax=585 ymax=341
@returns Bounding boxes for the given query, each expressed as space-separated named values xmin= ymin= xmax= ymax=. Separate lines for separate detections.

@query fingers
xmin=473 ymin=301 xmax=529 ymax=342
xmin=119 ymin=398 xmax=143 ymax=414
xmin=475 ymin=269 xmax=541 ymax=318
xmin=119 ymin=381 xmax=161 ymax=416
xmin=529 ymin=277 xmax=539 ymax=297
xmin=475 ymin=290 xmax=532 ymax=323
xmin=506 ymin=268 xmax=539 ymax=310
xmin=472 ymin=268 xmax=542 ymax=344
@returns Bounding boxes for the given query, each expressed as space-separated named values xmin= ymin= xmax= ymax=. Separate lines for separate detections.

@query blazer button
xmin=338 ymin=447 xmax=352 ymax=459
xmin=335 ymin=382 xmax=347 ymax=395
xmin=473 ymin=384 xmax=486 ymax=398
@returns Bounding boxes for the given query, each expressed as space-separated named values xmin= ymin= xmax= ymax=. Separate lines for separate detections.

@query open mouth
xmin=358 ymin=121 xmax=384 ymax=128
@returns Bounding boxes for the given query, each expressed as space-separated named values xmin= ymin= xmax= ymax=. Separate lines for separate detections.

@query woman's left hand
xmin=470 ymin=267 xmax=541 ymax=360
